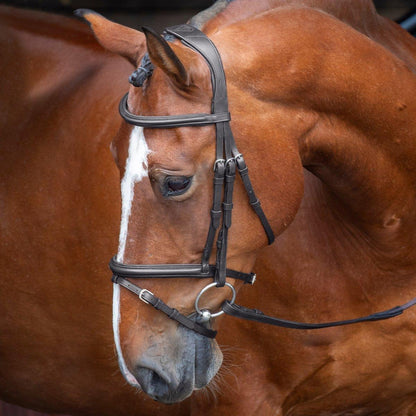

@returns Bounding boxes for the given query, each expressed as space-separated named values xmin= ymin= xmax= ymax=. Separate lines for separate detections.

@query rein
xmin=111 ymin=24 xmax=416 ymax=338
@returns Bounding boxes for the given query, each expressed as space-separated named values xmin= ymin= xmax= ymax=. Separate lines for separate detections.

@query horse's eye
xmin=162 ymin=176 xmax=192 ymax=197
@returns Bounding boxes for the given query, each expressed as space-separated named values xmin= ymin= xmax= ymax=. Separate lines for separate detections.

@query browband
xmin=119 ymin=94 xmax=231 ymax=127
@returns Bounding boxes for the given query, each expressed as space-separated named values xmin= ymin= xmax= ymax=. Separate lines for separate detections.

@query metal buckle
xmin=213 ymin=159 xmax=225 ymax=172
xmin=225 ymin=157 xmax=235 ymax=166
xmin=139 ymin=289 xmax=154 ymax=305
xmin=195 ymin=282 xmax=236 ymax=318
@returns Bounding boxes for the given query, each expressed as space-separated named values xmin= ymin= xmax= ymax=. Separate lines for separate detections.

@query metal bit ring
xmin=195 ymin=282 xmax=236 ymax=319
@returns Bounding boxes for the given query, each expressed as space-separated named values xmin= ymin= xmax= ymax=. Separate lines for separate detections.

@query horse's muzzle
xmin=131 ymin=325 xmax=222 ymax=403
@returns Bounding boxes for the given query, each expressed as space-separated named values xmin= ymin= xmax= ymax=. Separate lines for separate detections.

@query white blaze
xmin=117 ymin=126 xmax=151 ymax=262
xmin=113 ymin=126 xmax=150 ymax=386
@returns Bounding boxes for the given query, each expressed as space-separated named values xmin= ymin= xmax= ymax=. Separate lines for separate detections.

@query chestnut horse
xmin=2 ymin=1 xmax=416 ymax=416
xmin=78 ymin=0 xmax=416 ymax=414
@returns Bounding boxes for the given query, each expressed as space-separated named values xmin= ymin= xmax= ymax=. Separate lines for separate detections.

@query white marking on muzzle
xmin=113 ymin=126 xmax=150 ymax=387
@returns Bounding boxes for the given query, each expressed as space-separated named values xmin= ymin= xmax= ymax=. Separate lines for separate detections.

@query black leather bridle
xmin=110 ymin=24 xmax=274 ymax=339
xmin=110 ymin=24 xmax=416 ymax=339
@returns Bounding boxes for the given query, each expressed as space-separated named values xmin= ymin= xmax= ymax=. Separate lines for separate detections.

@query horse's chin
xmin=122 ymin=325 xmax=223 ymax=404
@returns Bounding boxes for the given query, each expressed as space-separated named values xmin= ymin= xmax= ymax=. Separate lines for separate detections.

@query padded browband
xmin=119 ymin=93 xmax=231 ymax=128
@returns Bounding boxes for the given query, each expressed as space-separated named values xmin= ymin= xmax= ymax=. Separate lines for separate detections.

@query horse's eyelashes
xmin=162 ymin=176 xmax=193 ymax=198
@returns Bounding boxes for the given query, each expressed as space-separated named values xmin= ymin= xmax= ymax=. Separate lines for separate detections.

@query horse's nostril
xmin=135 ymin=367 xmax=170 ymax=398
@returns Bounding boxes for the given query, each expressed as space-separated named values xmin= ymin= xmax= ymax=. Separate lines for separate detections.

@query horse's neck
xmin=202 ymin=0 xmax=416 ymax=71
xmin=302 ymin=114 xmax=416 ymax=262
xmin=296 ymin=23 xmax=416 ymax=259
xmin=218 ymin=5 xmax=416 ymax=267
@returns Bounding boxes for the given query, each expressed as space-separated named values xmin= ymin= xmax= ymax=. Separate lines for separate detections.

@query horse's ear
xmin=142 ymin=26 xmax=190 ymax=87
xmin=74 ymin=9 xmax=146 ymax=66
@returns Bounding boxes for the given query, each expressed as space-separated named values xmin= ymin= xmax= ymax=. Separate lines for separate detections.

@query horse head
xmin=77 ymin=9 xmax=304 ymax=403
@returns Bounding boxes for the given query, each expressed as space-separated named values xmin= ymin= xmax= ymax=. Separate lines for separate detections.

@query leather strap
xmin=109 ymin=257 xmax=256 ymax=284
xmin=222 ymin=297 xmax=416 ymax=330
xmin=113 ymin=275 xmax=217 ymax=338
xmin=235 ymin=155 xmax=275 ymax=244
xmin=165 ymin=25 xmax=229 ymax=114
xmin=201 ymin=160 xmax=226 ymax=269
xmin=119 ymin=93 xmax=230 ymax=128
xmin=215 ymin=159 xmax=236 ymax=286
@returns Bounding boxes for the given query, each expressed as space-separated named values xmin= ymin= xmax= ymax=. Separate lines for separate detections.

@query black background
xmin=1 ymin=0 xmax=415 ymax=35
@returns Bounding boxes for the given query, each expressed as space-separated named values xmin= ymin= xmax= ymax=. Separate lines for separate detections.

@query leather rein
xmin=110 ymin=24 xmax=416 ymax=339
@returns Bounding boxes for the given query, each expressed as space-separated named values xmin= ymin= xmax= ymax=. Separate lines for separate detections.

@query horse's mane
xmin=189 ymin=0 xmax=235 ymax=29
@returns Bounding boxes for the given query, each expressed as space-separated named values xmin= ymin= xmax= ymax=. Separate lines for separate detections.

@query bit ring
xmin=195 ymin=282 xmax=236 ymax=318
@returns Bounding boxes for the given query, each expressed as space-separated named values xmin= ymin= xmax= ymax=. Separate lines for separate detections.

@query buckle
xmin=213 ymin=159 xmax=225 ymax=172
xmin=139 ymin=289 xmax=154 ymax=305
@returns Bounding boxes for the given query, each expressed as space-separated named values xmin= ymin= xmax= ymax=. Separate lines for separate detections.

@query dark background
xmin=0 ymin=0 xmax=415 ymax=32
xmin=0 ymin=0 xmax=414 ymax=13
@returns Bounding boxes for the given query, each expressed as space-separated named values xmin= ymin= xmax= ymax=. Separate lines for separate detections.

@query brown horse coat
xmin=2 ymin=1 xmax=416 ymax=415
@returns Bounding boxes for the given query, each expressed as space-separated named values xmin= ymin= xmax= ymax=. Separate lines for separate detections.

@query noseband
xmin=110 ymin=24 xmax=416 ymax=339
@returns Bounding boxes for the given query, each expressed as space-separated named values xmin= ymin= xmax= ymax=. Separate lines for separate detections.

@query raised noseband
xmin=109 ymin=257 xmax=256 ymax=284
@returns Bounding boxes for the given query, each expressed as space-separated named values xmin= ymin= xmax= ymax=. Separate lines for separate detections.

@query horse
xmin=0 ymin=6 xmax=188 ymax=416
xmin=77 ymin=0 xmax=416 ymax=414
xmin=2 ymin=1 xmax=416 ymax=415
